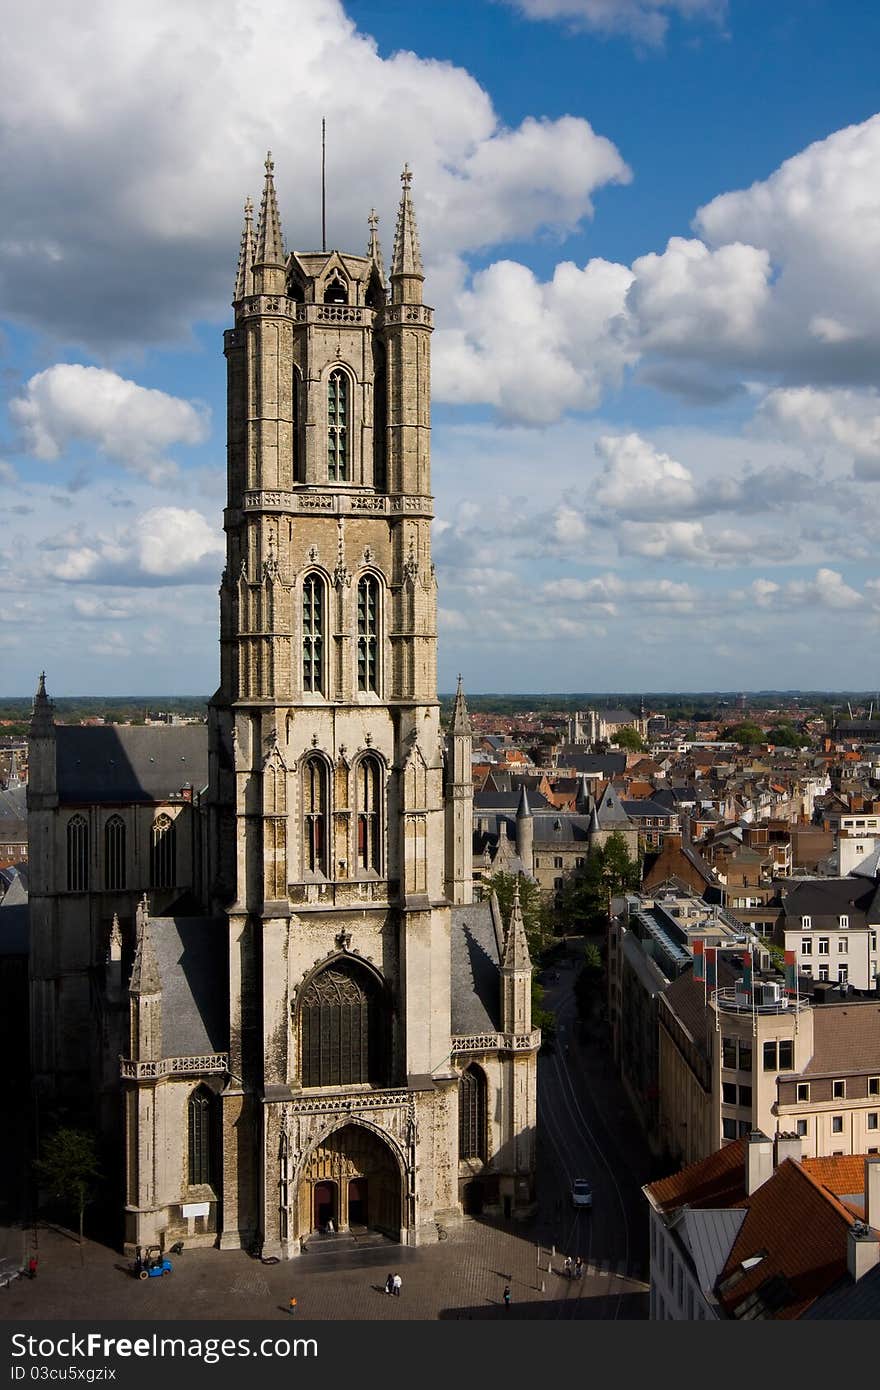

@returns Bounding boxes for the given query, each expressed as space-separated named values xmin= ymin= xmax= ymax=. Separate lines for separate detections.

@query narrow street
xmin=530 ymin=947 xmax=651 ymax=1317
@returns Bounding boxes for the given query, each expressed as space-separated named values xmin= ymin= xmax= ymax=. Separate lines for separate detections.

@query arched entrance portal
xmin=299 ymin=1124 xmax=401 ymax=1238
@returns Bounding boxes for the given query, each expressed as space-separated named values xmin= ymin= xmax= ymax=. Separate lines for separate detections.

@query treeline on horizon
xmin=2 ymin=690 xmax=880 ymax=730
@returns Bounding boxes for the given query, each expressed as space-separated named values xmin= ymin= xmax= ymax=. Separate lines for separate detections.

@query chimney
xmin=774 ymin=1131 xmax=801 ymax=1167
xmin=847 ymin=1222 xmax=880 ymax=1282
xmin=866 ymin=1156 xmax=880 ymax=1231
xmin=745 ymin=1131 xmax=774 ymax=1195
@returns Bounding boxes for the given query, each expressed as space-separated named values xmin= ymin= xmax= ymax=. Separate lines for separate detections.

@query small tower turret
xmin=390 ymin=164 xmax=424 ymax=306
xmin=252 ymin=152 xmax=286 ymax=295
xmin=445 ymin=675 xmax=474 ymax=904
xmin=128 ymin=895 xmax=162 ymax=1062
xmin=501 ymin=880 xmax=533 ymax=1036
xmin=515 ymin=783 xmax=534 ymax=876
xmin=233 ymin=196 xmax=255 ymax=303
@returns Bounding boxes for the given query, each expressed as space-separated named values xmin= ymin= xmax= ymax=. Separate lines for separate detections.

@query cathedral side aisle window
xmin=303 ymin=755 xmax=329 ymax=875
xmin=67 ymin=814 xmax=88 ymax=892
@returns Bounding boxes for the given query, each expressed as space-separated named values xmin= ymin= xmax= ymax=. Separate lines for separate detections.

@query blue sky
xmin=3 ymin=0 xmax=880 ymax=694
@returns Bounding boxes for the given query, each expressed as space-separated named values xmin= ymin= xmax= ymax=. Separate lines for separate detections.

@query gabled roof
xmin=56 ymin=725 xmax=209 ymax=803
xmin=450 ymin=899 xmax=501 ymax=1035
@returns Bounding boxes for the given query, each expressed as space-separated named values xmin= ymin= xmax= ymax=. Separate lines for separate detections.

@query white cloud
xmin=594 ymin=432 xmax=697 ymax=517
xmin=627 ymin=237 xmax=771 ymax=355
xmin=47 ymin=506 xmax=224 ymax=586
xmin=785 ymin=567 xmax=863 ymax=610
xmin=503 ymin=0 xmax=726 ymax=44
xmin=618 ymin=518 xmax=760 ymax=564
xmin=10 ymin=365 xmax=209 ymax=482
xmin=432 ymin=256 xmax=635 ymax=423
xmin=756 ymin=386 xmax=880 ymax=477
xmin=0 ymin=0 xmax=629 ymax=349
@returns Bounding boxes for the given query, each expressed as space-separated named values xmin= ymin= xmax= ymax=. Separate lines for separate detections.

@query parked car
xmin=571 ymin=1178 xmax=593 ymax=1209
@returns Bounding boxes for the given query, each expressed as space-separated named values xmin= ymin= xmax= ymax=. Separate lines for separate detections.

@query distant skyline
xmin=4 ymin=1 xmax=880 ymax=693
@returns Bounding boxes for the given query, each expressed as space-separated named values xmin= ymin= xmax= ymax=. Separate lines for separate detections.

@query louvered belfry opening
xmin=299 ymin=959 xmax=388 ymax=1088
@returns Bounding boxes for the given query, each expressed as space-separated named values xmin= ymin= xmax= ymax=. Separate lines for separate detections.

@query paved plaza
xmin=0 ymin=1212 xmax=647 ymax=1322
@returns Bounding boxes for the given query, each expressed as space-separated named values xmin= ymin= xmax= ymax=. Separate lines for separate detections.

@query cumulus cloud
xmin=756 ymin=386 xmax=880 ymax=477
xmin=542 ymin=571 xmax=698 ymax=610
xmin=628 ymin=238 xmax=771 ymax=357
xmin=0 ymin=0 xmax=629 ymax=350
xmin=594 ymin=432 xmax=697 ymax=517
xmin=47 ymin=506 xmax=224 ymax=586
xmin=433 ymin=257 xmax=635 ymax=423
xmin=10 ymin=365 xmax=209 ymax=482
xmin=618 ymin=518 xmax=762 ymax=564
xmin=503 ymin=0 xmax=726 ymax=44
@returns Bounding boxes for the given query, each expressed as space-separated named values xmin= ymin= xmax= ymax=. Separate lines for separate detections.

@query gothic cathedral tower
xmin=208 ymin=157 xmax=461 ymax=1255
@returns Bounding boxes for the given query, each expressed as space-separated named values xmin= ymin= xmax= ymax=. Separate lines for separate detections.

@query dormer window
xmin=839 ymin=915 xmax=849 ymax=928
xmin=323 ymin=273 xmax=348 ymax=304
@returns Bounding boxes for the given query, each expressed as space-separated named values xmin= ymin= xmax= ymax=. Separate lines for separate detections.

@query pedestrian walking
xmin=392 ymin=1272 xmax=402 ymax=1297
xmin=503 ymin=1285 xmax=511 ymax=1308
xmin=287 ymin=1297 xmax=298 ymax=1315
xmin=384 ymin=1273 xmax=395 ymax=1295
xmin=574 ymin=1256 xmax=583 ymax=1279
xmin=26 ymin=1256 xmax=37 ymax=1280
xmin=562 ymin=1255 xmax=572 ymax=1278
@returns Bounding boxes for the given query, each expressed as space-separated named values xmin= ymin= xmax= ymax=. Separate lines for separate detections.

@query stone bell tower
xmin=208 ymin=155 xmax=459 ymax=1256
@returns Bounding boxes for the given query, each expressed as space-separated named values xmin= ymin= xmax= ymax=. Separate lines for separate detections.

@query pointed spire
xmin=502 ymin=877 xmax=532 ymax=974
xmin=234 ymin=195 xmax=255 ymax=302
xmin=108 ymin=912 xmax=123 ymax=963
xmin=29 ymin=670 xmax=55 ymax=739
xmin=253 ymin=151 xmax=286 ymax=268
xmin=576 ymin=774 xmax=591 ymax=815
xmin=451 ymin=674 xmax=471 ymax=735
xmin=390 ymin=164 xmax=424 ymax=297
xmin=129 ymin=894 xmax=161 ymax=996
xmin=516 ymin=783 xmax=532 ymax=820
xmin=367 ymin=208 xmax=385 ymax=283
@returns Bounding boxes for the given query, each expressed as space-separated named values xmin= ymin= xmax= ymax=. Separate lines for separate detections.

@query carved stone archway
xmin=297 ymin=1122 xmax=402 ymax=1238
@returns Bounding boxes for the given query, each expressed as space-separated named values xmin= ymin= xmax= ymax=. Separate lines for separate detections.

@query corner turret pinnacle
xmin=129 ymin=895 xmax=161 ymax=996
xmin=252 ymin=151 xmax=286 ymax=294
xmin=29 ymin=671 xmax=55 ymax=739
xmin=516 ymin=783 xmax=532 ymax=820
xmin=390 ymin=164 xmax=424 ymax=303
xmin=502 ymin=878 xmax=532 ymax=974
xmin=234 ymin=196 xmax=255 ymax=302
xmin=451 ymin=674 xmax=471 ymax=735
xmin=367 ymin=208 xmax=385 ymax=284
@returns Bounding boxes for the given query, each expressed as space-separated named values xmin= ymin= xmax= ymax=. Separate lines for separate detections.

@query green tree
xmin=720 ymin=722 xmax=765 ymax=746
xmin=574 ymin=942 xmax=603 ymax=1022
xmin=34 ymin=1127 xmax=101 ymax=1247
xmin=559 ymin=832 xmax=640 ymax=933
xmin=610 ymin=725 xmax=646 ymax=752
xmin=766 ymin=723 xmax=810 ymax=749
xmin=483 ymin=870 xmax=554 ymax=958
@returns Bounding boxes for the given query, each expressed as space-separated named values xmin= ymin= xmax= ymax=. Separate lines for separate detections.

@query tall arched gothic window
xmin=104 ymin=815 xmax=126 ymax=891
xmin=356 ymin=756 xmax=382 ymax=874
xmin=150 ymin=813 xmax=176 ymax=888
xmin=328 ymin=370 xmax=349 ymax=481
xmin=67 ymin=815 xmax=89 ymax=892
xmin=187 ymin=1086 xmax=214 ymax=1185
xmin=303 ymin=756 xmax=328 ymax=876
xmin=299 ymin=959 xmax=388 ymax=1088
xmin=372 ymin=341 xmax=387 ymax=491
xmin=291 ymin=370 xmax=300 ymax=483
xmin=357 ymin=575 xmax=379 ymax=693
xmin=459 ymin=1065 xmax=487 ymax=1161
xmin=302 ymin=573 xmax=324 ymax=693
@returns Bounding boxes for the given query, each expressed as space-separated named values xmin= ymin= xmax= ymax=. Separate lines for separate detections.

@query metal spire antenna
xmin=322 ymin=118 xmax=327 ymax=252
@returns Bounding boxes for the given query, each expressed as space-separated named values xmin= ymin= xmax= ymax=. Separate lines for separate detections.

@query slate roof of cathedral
xmin=56 ymin=725 xmax=208 ymax=803
xmin=450 ymin=899 xmax=501 ymax=1036
xmin=148 ymin=916 xmax=229 ymax=1057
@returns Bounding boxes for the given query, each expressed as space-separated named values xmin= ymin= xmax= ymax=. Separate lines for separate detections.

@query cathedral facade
xmin=27 ymin=157 xmax=539 ymax=1257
